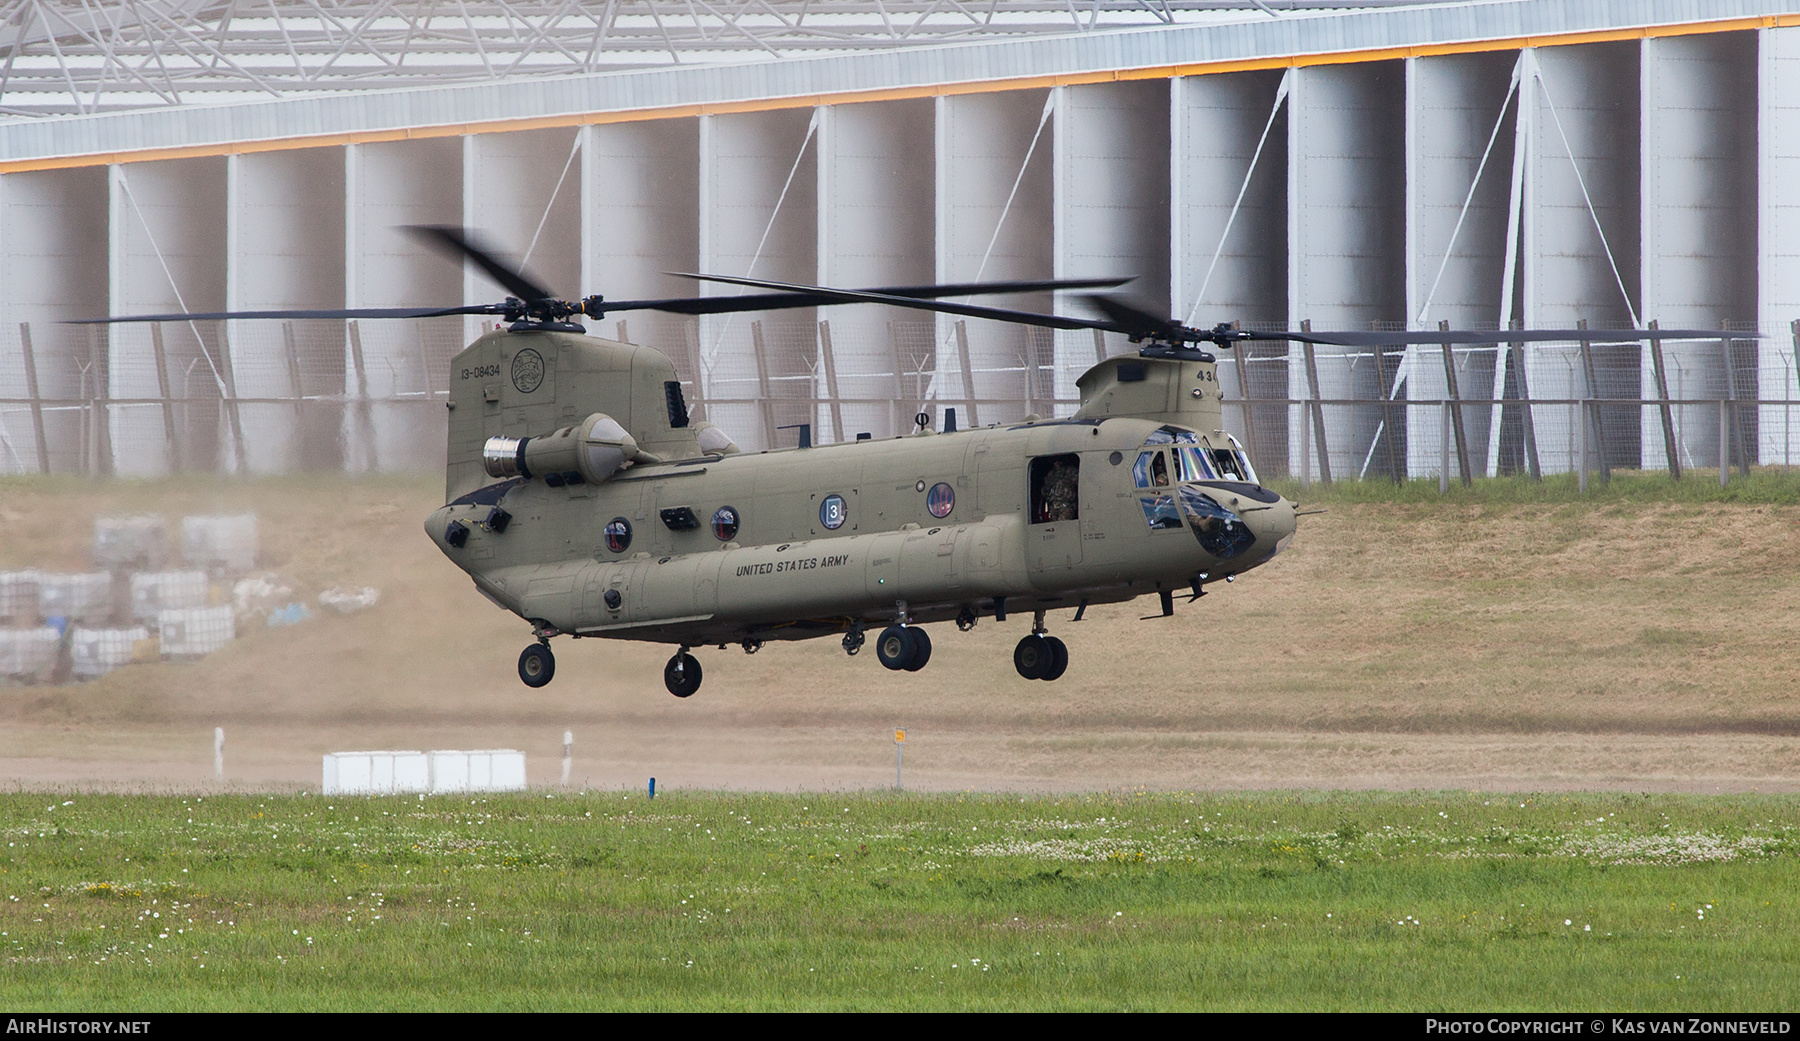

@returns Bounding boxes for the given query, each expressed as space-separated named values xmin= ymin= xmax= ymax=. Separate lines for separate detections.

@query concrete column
xmin=582 ymin=119 xmax=700 ymax=429
xmin=345 ymin=138 xmax=462 ymax=472
xmin=1404 ymin=51 xmax=1518 ymax=477
xmin=581 ymin=117 xmax=699 ymax=367
xmin=465 ymin=128 xmax=583 ymax=304
xmin=1762 ymin=27 xmax=1800 ymax=468
xmin=229 ymin=147 xmax=346 ymax=473
xmin=697 ymin=109 xmax=817 ymax=450
xmin=1053 ymin=81 xmax=1167 ymax=414
xmin=1522 ymin=42 xmax=1639 ymax=475
xmin=0 ymin=167 xmax=107 ymax=474
xmin=936 ymin=89 xmax=1054 ymax=426
xmin=109 ymin=158 xmax=228 ymax=477
xmin=1286 ymin=61 xmax=1406 ymax=481
xmin=816 ymin=100 xmax=934 ymax=440
xmin=1638 ymin=33 xmax=1757 ymax=475
xmin=1172 ymin=69 xmax=1288 ymax=467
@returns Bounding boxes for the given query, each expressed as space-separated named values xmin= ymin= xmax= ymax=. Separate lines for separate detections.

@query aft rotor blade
xmin=1079 ymin=295 xmax=1188 ymax=340
xmin=68 ymin=304 xmax=501 ymax=325
xmin=407 ymin=225 xmax=557 ymax=303
xmin=1250 ymin=327 xmax=1746 ymax=347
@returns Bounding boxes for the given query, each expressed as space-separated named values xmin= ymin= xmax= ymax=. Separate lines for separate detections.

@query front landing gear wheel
xmin=664 ymin=651 xmax=703 ymax=698
xmin=518 ymin=643 xmax=555 ymax=688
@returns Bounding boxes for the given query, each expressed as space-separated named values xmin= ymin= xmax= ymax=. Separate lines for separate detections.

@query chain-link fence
xmin=1 ymin=316 xmax=1793 ymax=482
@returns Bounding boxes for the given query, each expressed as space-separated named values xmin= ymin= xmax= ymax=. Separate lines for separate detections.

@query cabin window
xmin=712 ymin=506 xmax=740 ymax=541
xmin=1029 ymin=454 xmax=1080 ymax=523
xmin=604 ymin=517 xmax=632 ymax=554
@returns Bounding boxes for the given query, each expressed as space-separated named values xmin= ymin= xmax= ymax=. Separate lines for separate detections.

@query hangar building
xmin=0 ymin=0 xmax=1796 ymax=482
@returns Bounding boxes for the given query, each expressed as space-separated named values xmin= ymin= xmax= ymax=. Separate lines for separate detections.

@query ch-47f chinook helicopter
xmin=80 ymin=228 xmax=1726 ymax=698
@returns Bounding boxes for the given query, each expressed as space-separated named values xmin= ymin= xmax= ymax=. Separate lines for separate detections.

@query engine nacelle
xmin=482 ymin=413 xmax=638 ymax=485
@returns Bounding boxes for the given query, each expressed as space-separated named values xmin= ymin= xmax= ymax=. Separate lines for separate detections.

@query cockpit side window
xmin=1029 ymin=453 xmax=1080 ymax=523
xmin=1209 ymin=448 xmax=1245 ymax=481
xmin=1133 ymin=450 xmax=1172 ymax=488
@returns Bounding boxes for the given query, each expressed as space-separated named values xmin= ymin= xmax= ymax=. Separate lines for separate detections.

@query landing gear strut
xmin=518 ymin=641 xmax=556 ymax=688
xmin=1013 ymin=610 xmax=1068 ymax=681
xmin=664 ymin=647 xmax=703 ymax=698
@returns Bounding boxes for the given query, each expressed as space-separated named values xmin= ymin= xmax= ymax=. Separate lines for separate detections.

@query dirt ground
xmin=2 ymin=474 xmax=1798 ymax=793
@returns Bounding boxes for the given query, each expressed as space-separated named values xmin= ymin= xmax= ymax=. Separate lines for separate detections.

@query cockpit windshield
xmin=1205 ymin=433 xmax=1258 ymax=484
xmin=1137 ymin=427 xmax=1231 ymax=487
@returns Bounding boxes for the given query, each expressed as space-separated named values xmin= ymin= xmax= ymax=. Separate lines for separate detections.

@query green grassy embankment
xmin=2 ymin=790 xmax=1796 ymax=1010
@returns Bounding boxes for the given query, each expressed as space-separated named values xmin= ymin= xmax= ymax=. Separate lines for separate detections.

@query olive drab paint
xmin=426 ymin=328 xmax=1297 ymax=683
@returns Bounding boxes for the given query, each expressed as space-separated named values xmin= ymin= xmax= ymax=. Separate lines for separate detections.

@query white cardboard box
xmin=322 ymin=751 xmax=432 ymax=795
xmin=322 ymin=749 xmax=527 ymax=794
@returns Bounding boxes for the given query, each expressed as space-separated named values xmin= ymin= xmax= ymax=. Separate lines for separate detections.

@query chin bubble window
xmin=604 ymin=517 xmax=632 ymax=554
xmin=712 ymin=506 xmax=740 ymax=541
xmin=1139 ymin=495 xmax=1184 ymax=531
xmin=1178 ymin=486 xmax=1256 ymax=559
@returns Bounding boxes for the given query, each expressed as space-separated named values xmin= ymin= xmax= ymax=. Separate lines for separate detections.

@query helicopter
xmin=78 ymin=227 xmax=1729 ymax=697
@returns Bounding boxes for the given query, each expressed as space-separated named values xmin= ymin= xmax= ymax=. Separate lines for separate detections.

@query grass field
xmin=2 ymin=790 xmax=1797 ymax=1010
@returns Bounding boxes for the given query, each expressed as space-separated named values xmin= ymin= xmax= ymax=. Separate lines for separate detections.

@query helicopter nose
xmin=1247 ymin=495 xmax=1298 ymax=561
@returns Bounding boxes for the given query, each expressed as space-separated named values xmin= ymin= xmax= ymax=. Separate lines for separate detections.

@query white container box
xmin=70 ymin=626 xmax=151 ymax=678
xmin=158 ymin=605 xmax=235 ymax=658
xmin=94 ymin=514 xmax=168 ymax=571
xmin=37 ymin=572 xmax=113 ymax=622
xmin=130 ymin=571 xmax=211 ymax=624
xmin=428 ymin=749 xmax=527 ymax=793
xmin=0 ymin=570 xmax=41 ymax=620
xmin=0 ymin=627 xmax=61 ymax=679
xmin=181 ymin=514 xmax=258 ymax=574
xmin=322 ymin=751 xmax=431 ymax=795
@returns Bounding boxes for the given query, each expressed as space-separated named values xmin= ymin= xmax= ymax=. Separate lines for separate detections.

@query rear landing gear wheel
xmin=876 ymin=625 xmax=912 ymax=671
xmin=902 ymin=626 xmax=932 ymax=672
xmin=1013 ymin=634 xmax=1049 ymax=680
xmin=518 ymin=643 xmax=555 ymax=688
xmin=664 ymin=651 xmax=703 ymax=698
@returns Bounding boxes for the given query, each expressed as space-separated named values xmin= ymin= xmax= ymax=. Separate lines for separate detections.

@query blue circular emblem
xmin=820 ymin=494 xmax=847 ymax=530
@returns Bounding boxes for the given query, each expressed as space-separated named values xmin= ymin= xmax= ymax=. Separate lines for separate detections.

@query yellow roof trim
xmin=3 ymin=13 xmax=1793 ymax=174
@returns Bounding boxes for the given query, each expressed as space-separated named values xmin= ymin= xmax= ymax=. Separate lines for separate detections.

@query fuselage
xmin=426 ymin=408 xmax=1296 ymax=646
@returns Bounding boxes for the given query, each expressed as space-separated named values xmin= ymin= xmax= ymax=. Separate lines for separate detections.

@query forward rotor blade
xmin=1248 ymin=327 xmax=1748 ymax=347
xmin=68 ymin=304 xmax=500 ymax=325
xmin=666 ymin=273 xmax=1133 ymax=333
xmin=675 ymin=272 xmax=1133 ymax=299
xmin=407 ymin=225 xmax=557 ymax=303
